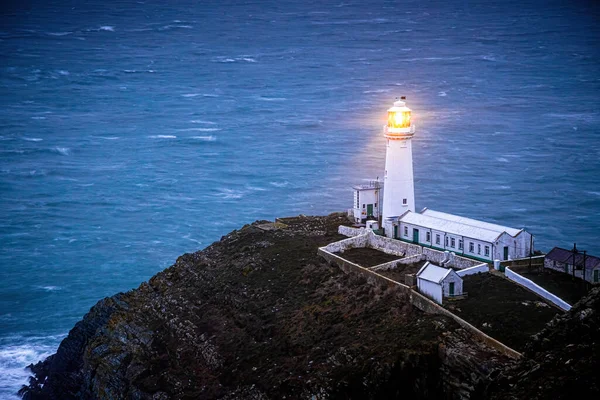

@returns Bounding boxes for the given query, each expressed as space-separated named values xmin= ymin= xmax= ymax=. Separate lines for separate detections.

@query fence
xmin=505 ymin=267 xmax=571 ymax=311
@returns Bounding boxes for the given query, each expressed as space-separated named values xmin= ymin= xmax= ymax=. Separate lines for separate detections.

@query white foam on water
xmin=99 ymin=26 xmax=115 ymax=32
xmin=182 ymin=93 xmax=218 ymax=98
xmin=0 ymin=341 xmax=59 ymax=399
xmin=270 ymin=181 xmax=289 ymax=188
xmin=496 ymin=157 xmax=509 ymax=162
xmin=177 ymin=128 xmax=220 ymax=132
xmin=362 ymin=89 xmax=391 ymax=94
xmin=22 ymin=137 xmax=43 ymax=142
xmin=148 ymin=135 xmax=176 ymax=139
xmin=216 ymin=189 xmax=244 ymax=200
xmin=52 ymin=147 xmax=70 ymax=156
xmin=190 ymin=120 xmax=216 ymax=124
xmin=57 ymin=70 xmax=70 ymax=76
xmin=256 ymin=96 xmax=286 ymax=101
xmin=30 ymin=116 xmax=46 ymax=120
xmin=46 ymin=31 xmax=72 ymax=36
xmin=438 ymin=91 xmax=447 ymax=97
xmin=35 ymin=286 xmax=62 ymax=291
xmin=191 ymin=136 xmax=216 ymax=141
xmin=123 ymin=69 xmax=155 ymax=73
xmin=96 ymin=136 xmax=120 ymax=140
xmin=242 ymin=58 xmax=257 ymax=63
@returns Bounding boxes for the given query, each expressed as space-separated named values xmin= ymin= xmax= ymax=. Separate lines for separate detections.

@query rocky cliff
xmin=20 ymin=214 xmax=523 ymax=399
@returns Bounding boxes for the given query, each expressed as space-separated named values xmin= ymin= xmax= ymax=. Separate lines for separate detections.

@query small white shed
xmin=416 ymin=262 xmax=463 ymax=304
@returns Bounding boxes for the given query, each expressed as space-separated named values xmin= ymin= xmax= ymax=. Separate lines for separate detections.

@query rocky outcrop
xmin=485 ymin=287 xmax=600 ymax=400
xmin=21 ymin=214 xmax=513 ymax=399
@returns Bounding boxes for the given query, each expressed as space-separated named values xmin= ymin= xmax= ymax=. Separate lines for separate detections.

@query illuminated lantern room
xmin=384 ymin=96 xmax=415 ymax=137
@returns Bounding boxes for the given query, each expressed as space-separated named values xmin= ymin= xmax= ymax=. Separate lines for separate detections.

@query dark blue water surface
xmin=1 ymin=0 xmax=599 ymax=396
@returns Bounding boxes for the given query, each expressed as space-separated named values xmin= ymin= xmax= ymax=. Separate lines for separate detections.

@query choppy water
xmin=1 ymin=0 xmax=599 ymax=396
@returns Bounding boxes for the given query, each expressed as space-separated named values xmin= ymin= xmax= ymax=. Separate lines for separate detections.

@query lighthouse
xmin=382 ymin=97 xmax=415 ymax=234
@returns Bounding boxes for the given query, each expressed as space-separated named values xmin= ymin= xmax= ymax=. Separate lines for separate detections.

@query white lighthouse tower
xmin=382 ymin=97 xmax=415 ymax=236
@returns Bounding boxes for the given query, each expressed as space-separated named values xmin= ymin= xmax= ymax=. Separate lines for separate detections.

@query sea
xmin=1 ymin=0 xmax=599 ymax=397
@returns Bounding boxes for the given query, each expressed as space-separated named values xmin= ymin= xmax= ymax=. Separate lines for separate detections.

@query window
xmin=478 ymin=244 xmax=481 ymax=255
xmin=469 ymin=242 xmax=474 ymax=253
xmin=445 ymin=237 xmax=448 ymax=247
xmin=362 ymin=204 xmax=365 ymax=208
xmin=426 ymin=232 xmax=431 ymax=242
xmin=459 ymin=240 xmax=463 ymax=250
xmin=404 ymin=226 xmax=408 ymax=236
xmin=485 ymin=246 xmax=490 ymax=256
xmin=402 ymin=198 xmax=407 ymax=205
xmin=451 ymin=238 xmax=456 ymax=248
xmin=374 ymin=203 xmax=377 ymax=208
xmin=436 ymin=234 xmax=440 ymax=245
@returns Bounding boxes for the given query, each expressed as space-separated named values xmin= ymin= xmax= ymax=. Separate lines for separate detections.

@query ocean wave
xmin=30 ymin=116 xmax=46 ymax=120
xmin=438 ymin=91 xmax=447 ymax=97
xmin=158 ymin=25 xmax=193 ymax=31
xmin=96 ymin=136 xmax=120 ymax=140
xmin=210 ymin=57 xmax=258 ymax=63
xmin=99 ymin=26 xmax=115 ymax=32
xmin=256 ymin=96 xmax=286 ymax=101
xmin=46 ymin=31 xmax=73 ymax=36
xmin=148 ymin=135 xmax=176 ymax=139
xmin=190 ymin=136 xmax=216 ymax=141
xmin=0 ymin=341 xmax=59 ymax=399
xmin=52 ymin=147 xmax=70 ymax=156
xmin=362 ymin=89 xmax=391 ymax=94
xmin=21 ymin=137 xmax=43 ymax=142
xmin=190 ymin=119 xmax=216 ymax=124
xmin=270 ymin=181 xmax=289 ymax=188
xmin=34 ymin=285 xmax=62 ymax=291
xmin=177 ymin=128 xmax=220 ymax=132
xmin=216 ymin=189 xmax=244 ymax=200
xmin=123 ymin=69 xmax=155 ymax=73
xmin=181 ymin=93 xmax=218 ymax=98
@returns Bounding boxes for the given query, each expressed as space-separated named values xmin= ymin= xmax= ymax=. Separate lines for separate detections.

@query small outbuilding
xmin=544 ymin=247 xmax=600 ymax=284
xmin=416 ymin=262 xmax=463 ymax=304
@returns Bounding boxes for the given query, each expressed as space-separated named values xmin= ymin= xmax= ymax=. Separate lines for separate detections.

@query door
xmin=394 ymin=225 xmax=398 ymax=239
xmin=449 ymin=282 xmax=455 ymax=296
xmin=367 ymin=204 xmax=373 ymax=217
xmin=413 ymin=228 xmax=419 ymax=243
xmin=594 ymin=270 xmax=599 ymax=283
xmin=503 ymin=246 xmax=509 ymax=260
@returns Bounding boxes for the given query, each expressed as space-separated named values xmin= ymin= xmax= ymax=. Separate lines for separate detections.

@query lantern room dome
xmin=384 ymin=98 xmax=415 ymax=138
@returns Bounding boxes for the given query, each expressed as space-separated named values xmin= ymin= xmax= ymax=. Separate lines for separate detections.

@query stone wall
xmin=505 ymin=267 xmax=571 ymax=311
xmin=370 ymin=254 xmax=425 ymax=272
xmin=421 ymin=247 xmax=480 ymax=269
xmin=338 ymin=225 xmax=366 ymax=237
xmin=323 ymin=234 xmax=369 ymax=253
xmin=456 ymin=263 xmax=489 ymax=277
xmin=368 ymin=233 xmax=422 ymax=257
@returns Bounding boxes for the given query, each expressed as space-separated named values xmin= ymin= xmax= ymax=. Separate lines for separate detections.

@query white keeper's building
xmin=350 ymin=97 xmax=534 ymax=262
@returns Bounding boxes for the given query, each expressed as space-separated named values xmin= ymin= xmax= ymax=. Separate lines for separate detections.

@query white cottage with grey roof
xmin=416 ymin=262 xmax=463 ymax=304
xmin=390 ymin=208 xmax=533 ymax=262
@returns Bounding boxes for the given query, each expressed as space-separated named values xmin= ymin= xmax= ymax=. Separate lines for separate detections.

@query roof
xmin=546 ymin=247 xmax=600 ymax=270
xmin=416 ymin=262 xmax=458 ymax=284
xmin=352 ymin=181 xmax=383 ymax=191
xmin=399 ymin=211 xmax=512 ymax=243
xmin=421 ymin=209 xmax=524 ymax=238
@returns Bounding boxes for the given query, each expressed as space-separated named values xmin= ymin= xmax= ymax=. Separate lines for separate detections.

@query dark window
xmin=469 ymin=242 xmax=474 ymax=252
xmin=426 ymin=232 xmax=431 ymax=242
xmin=451 ymin=238 xmax=456 ymax=248
xmin=403 ymin=198 xmax=407 ymax=205
xmin=436 ymin=234 xmax=440 ymax=245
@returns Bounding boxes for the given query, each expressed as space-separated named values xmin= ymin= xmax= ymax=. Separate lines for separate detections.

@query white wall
xmin=417 ymin=278 xmax=443 ymax=304
xmin=505 ymin=267 xmax=571 ymax=311
xmin=442 ymin=272 xmax=463 ymax=297
xmin=353 ymin=188 xmax=381 ymax=222
xmin=382 ymin=138 xmax=415 ymax=219
xmin=457 ymin=263 xmax=489 ymax=277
